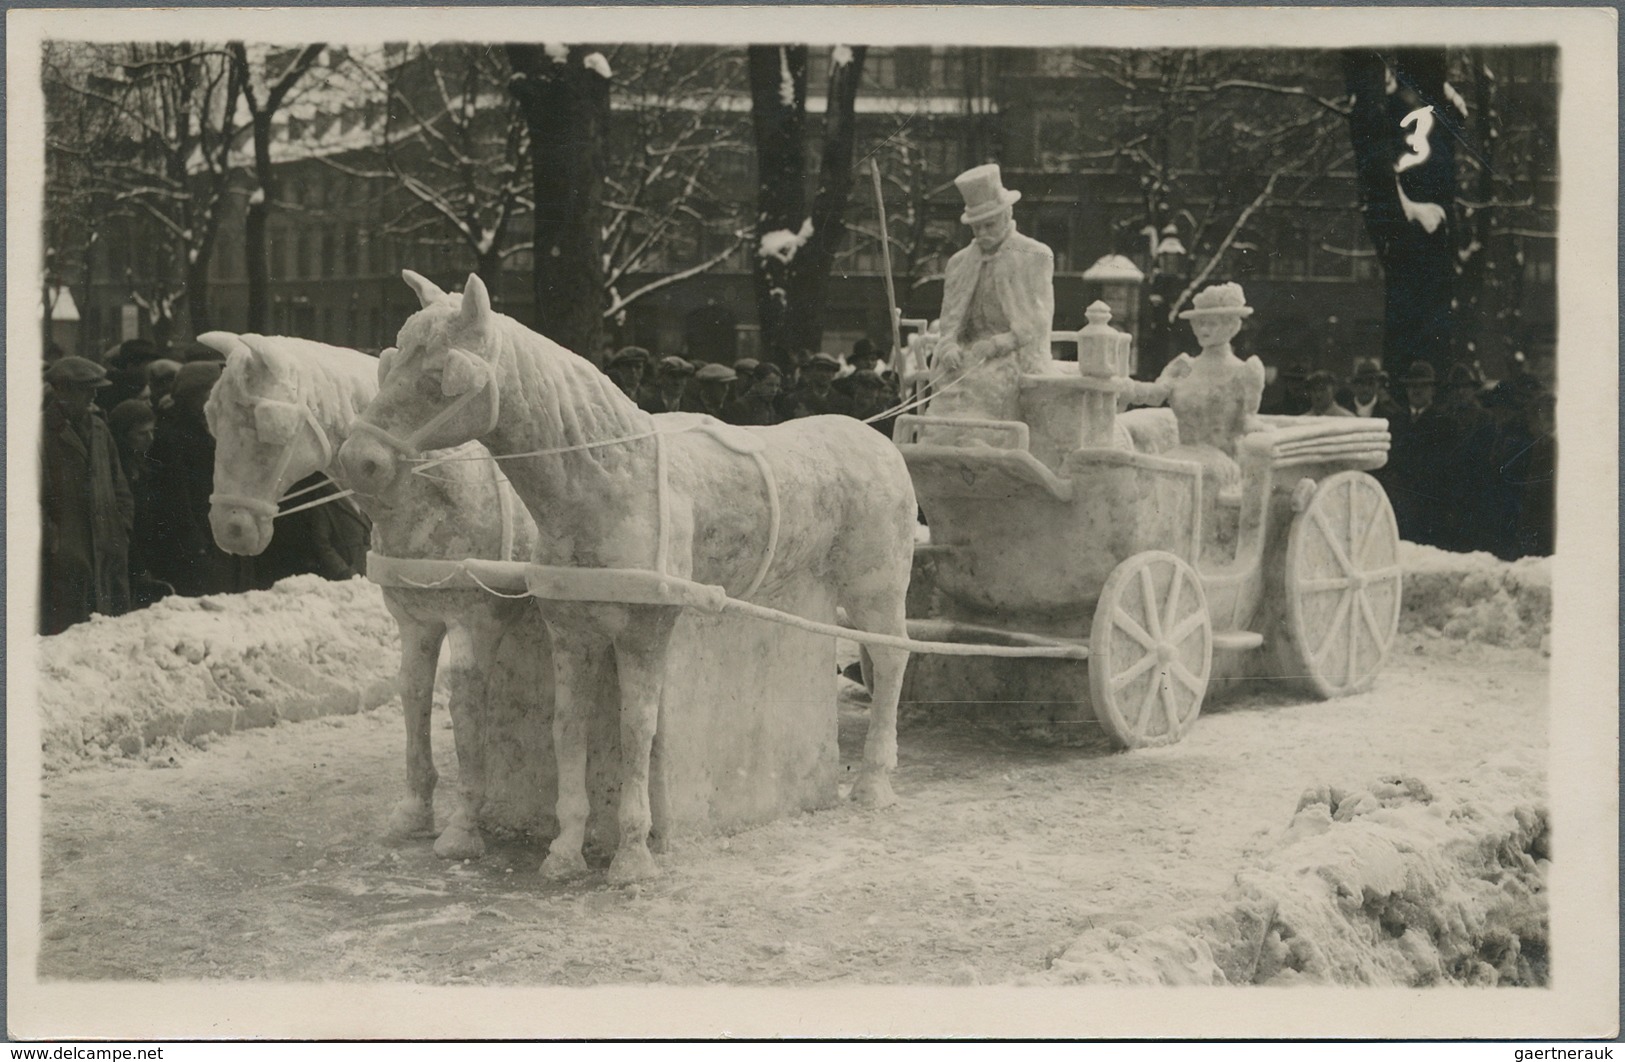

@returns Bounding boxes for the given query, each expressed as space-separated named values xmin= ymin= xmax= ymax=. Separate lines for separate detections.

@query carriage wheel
xmin=1089 ymin=551 xmax=1212 ymax=748
xmin=1283 ymin=470 xmax=1402 ymax=698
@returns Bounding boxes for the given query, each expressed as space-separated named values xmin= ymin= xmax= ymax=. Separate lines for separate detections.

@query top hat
xmin=1399 ymin=361 xmax=1438 ymax=385
xmin=1178 ymin=281 xmax=1254 ymax=319
xmin=45 ymin=356 xmax=112 ymax=389
xmin=955 ymin=164 xmax=1022 ymax=225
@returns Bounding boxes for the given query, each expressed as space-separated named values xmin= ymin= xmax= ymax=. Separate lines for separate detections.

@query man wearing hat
xmin=640 ymin=356 xmax=695 ymax=414
xmin=1345 ymin=360 xmax=1403 ymax=421
xmin=39 ymin=356 xmax=134 ymax=633
xmin=606 ymin=346 xmax=652 ymax=404
xmin=685 ymin=361 xmax=742 ymax=422
xmin=729 ymin=362 xmax=786 ymax=426
xmin=782 ymin=352 xmax=849 ymax=420
xmin=1386 ymin=360 xmax=1455 ymax=545
xmin=147 ymin=358 xmax=254 ymax=597
xmin=923 ymin=164 xmax=1054 ymax=442
xmin=1304 ymin=370 xmax=1354 ymax=417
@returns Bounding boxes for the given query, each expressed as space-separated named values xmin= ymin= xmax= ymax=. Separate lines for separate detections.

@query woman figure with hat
xmin=1126 ymin=282 xmax=1265 ymax=495
xmin=922 ymin=164 xmax=1055 ymax=444
xmin=39 ymin=356 xmax=134 ymax=632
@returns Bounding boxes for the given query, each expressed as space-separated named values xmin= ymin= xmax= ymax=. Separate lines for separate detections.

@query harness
xmin=209 ymin=398 xmax=350 ymax=519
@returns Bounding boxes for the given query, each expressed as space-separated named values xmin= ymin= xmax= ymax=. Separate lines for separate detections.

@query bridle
xmin=348 ymin=348 xmax=501 ymax=461
xmin=209 ymin=396 xmax=338 ymax=520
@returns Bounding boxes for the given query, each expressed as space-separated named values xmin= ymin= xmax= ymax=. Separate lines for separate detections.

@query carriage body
xmin=896 ymin=319 xmax=1402 ymax=748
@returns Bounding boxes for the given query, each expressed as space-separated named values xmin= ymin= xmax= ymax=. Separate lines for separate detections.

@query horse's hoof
xmin=432 ymin=824 xmax=485 ymax=861
xmin=850 ymin=771 xmax=899 ymax=808
xmin=385 ymin=799 xmax=434 ymax=840
xmin=606 ymin=844 xmax=661 ymax=884
xmin=539 ymin=849 xmax=589 ymax=880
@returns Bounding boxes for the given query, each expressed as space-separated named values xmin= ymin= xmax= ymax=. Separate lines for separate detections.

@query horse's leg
xmin=433 ymin=619 xmax=490 ymax=860
xmin=385 ymin=601 xmax=446 ymax=839
xmin=844 ymin=589 xmax=909 ymax=808
xmin=539 ymin=619 xmax=606 ymax=880
xmin=606 ymin=607 xmax=680 ymax=884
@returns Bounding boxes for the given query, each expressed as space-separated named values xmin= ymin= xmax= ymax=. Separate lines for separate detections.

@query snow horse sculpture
xmin=201 ymin=330 xmax=546 ymax=860
xmin=339 ymin=271 xmax=918 ymax=883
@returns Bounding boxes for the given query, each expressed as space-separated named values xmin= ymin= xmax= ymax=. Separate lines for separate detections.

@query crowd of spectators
xmin=37 ymin=338 xmax=369 ymax=635
xmin=37 ymin=327 xmax=1556 ymax=636
xmin=1260 ymin=356 xmax=1556 ymax=559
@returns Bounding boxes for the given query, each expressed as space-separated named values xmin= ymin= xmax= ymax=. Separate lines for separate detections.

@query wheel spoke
xmin=1163 ymin=563 xmax=1184 ymax=639
xmin=1362 ymin=565 xmax=1402 ymax=584
xmin=1138 ymin=565 xmax=1164 ymax=640
xmin=1133 ymin=668 xmax=1161 ymax=730
xmin=1347 ymin=586 xmax=1360 ymax=686
xmin=1354 ymin=489 xmax=1387 ymax=567
xmin=1112 ymin=607 xmax=1158 ymax=651
xmin=1169 ymin=659 xmax=1205 ymax=697
xmin=1159 ymin=678 xmax=1183 ymax=734
xmin=1111 ymin=650 xmax=1159 ymax=690
xmin=1357 ymin=588 xmax=1387 ymax=650
xmin=1311 ymin=507 xmax=1357 ymax=578
xmin=1168 ymin=610 xmax=1207 ymax=647
xmin=1312 ymin=590 xmax=1354 ymax=662
xmin=1346 ymin=477 xmax=1358 ymax=564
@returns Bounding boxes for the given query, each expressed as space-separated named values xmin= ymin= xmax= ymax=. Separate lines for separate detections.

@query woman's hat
xmin=1177 ymin=281 xmax=1253 ymax=319
xmin=955 ymin=164 xmax=1022 ymax=225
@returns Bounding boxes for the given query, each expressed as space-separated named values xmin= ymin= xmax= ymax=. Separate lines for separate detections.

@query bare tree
xmin=748 ymin=44 xmax=868 ymax=363
xmin=598 ymin=45 xmax=752 ymax=325
xmin=506 ymin=43 xmax=612 ymax=356
xmin=44 ymin=41 xmax=242 ymax=341
xmin=228 ymin=41 xmax=327 ymax=333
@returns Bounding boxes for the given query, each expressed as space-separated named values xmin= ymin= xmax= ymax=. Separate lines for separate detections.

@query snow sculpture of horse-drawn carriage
xmin=895 ymin=301 xmax=1403 ymax=748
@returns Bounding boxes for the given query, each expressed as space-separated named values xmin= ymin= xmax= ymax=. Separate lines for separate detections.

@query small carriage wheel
xmin=1283 ymin=470 xmax=1402 ymax=698
xmin=1089 ymin=550 xmax=1212 ymax=749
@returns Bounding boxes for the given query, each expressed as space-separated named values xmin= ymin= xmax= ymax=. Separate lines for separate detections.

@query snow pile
xmin=1035 ymin=752 xmax=1547 ymax=987
xmin=1399 ymin=542 xmax=1551 ymax=650
xmin=36 ymin=576 xmax=399 ymax=772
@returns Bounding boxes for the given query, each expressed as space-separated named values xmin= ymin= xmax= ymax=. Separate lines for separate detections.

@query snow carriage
xmin=894 ymin=305 xmax=1403 ymax=748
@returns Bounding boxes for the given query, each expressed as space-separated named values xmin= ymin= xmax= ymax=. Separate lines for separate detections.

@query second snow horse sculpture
xmin=201 ymin=330 xmax=542 ymax=860
xmin=340 ymin=271 xmax=918 ymax=883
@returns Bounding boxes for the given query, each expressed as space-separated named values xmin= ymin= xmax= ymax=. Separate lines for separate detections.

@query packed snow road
xmin=36 ymin=629 xmax=1546 ymax=987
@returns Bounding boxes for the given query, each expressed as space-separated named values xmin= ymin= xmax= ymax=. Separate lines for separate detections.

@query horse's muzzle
xmin=338 ymin=432 xmax=401 ymax=497
xmin=209 ymin=503 xmax=273 ymax=556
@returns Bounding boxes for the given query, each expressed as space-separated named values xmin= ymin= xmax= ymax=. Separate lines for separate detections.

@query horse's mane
xmin=211 ymin=335 xmax=378 ymax=438
xmin=490 ymin=311 xmax=652 ymax=457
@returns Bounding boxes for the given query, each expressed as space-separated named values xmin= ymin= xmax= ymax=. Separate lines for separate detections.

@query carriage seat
xmin=1117 ymin=407 xmax=1179 ymax=455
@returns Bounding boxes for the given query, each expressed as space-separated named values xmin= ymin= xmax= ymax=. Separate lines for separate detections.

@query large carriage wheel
xmin=1283 ymin=470 xmax=1402 ymax=698
xmin=1089 ymin=551 xmax=1212 ymax=748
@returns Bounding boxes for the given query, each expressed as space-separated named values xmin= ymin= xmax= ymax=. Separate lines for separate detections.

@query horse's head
xmin=339 ymin=270 xmax=499 ymax=496
xmin=202 ymin=332 xmax=338 ymax=555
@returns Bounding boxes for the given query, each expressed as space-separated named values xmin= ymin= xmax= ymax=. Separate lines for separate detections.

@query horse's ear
xmin=458 ymin=273 xmax=493 ymax=337
xmin=197 ymin=330 xmax=250 ymax=363
xmin=402 ymin=269 xmax=446 ymax=308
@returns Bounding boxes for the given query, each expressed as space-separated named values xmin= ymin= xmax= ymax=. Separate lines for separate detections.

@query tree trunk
xmin=506 ymin=44 xmax=610 ymax=357
xmin=786 ymin=46 xmax=867 ymax=355
xmin=1341 ymin=48 xmax=1456 ymax=378
xmin=245 ymin=113 xmax=276 ymax=333
xmin=747 ymin=45 xmax=808 ymax=365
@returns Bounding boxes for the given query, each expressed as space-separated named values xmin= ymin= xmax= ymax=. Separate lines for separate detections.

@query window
xmin=322 ymin=229 xmax=336 ymax=279
xmin=296 ymin=231 xmax=313 ymax=279
xmin=270 ymin=230 xmax=288 ymax=280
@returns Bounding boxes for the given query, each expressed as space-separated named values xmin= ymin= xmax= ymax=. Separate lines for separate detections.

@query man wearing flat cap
xmin=640 ymin=356 xmax=695 ymax=415
xmin=1385 ymin=360 xmax=1455 ymax=545
xmin=782 ymin=352 xmax=850 ymax=420
xmin=39 ymin=356 xmax=133 ymax=633
xmin=606 ymin=346 xmax=652 ymax=404
xmin=685 ymin=361 xmax=742 ymax=422
xmin=924 ymin=164 xmax=1054 ymax=443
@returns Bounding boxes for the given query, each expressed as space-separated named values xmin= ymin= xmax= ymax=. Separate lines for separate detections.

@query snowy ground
xmin=29 ymin=544 xmax=1550 ymax=994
